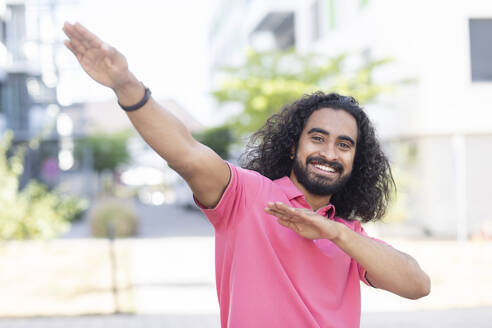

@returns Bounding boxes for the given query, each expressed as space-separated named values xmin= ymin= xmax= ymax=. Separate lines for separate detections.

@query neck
xmin=289 ymin=172 xmax=332 ymax=211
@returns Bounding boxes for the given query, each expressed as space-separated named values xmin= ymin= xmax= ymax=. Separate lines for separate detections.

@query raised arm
xmin=62 ymin=22 xmax=229 ymax=208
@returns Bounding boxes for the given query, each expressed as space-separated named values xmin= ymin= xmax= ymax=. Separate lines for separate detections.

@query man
xmin=63 ymin=22 xmax=430 ymax=328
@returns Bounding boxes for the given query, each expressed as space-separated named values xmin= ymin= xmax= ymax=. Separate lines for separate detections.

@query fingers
xmin=277 ymin=218 xmax=296 ymax=230
xmin=63 ymin=22 xmax=88 ymax=59
xmin=62 ymin=21 xmax=78 ymax=40
xmin=266 ymin=202 xmax=297 ymax=216
xmin=265 ymin=202 xmax=300 ymax=222
xmin=266 ymin=201 xmax=291 ymax=212
xmin=265 ymin=201 xmax=321 ymax=222
xmin=63 ymin=40 xmax=82 ymax=61
xmin=64 ymin=37 xmax=85 ymax=54
xmin=63 ymin=21 xmax=116 ymax=68
xmin=265 ymin=202 xmax=288 ymax=215
xmin=63 ymin=22 xmax=84 ymax=46
xmin=264 ymin=206 xmax=287 ymax=219
xmin=74 ymin=22 xmax=103 ymax=48
xmin=62 ymin=21 xmax=103 ymax=52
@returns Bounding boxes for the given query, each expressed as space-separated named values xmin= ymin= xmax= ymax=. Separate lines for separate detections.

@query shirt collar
xmin=273 ymin=176 xmax=336 ymax=219
xmin=273 ymin=176 xmax=304 ymax=200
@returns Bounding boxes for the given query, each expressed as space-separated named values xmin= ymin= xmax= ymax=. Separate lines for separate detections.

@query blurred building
xmin=210 ymin=0 xmax=297 ymax=69
xmin=80 ymin=98 xmax=203 ymax=134
xmin=0 ymin=0 xmax=78 ymax=186
xmin=210 ymin=0 xmax=492 ymax=238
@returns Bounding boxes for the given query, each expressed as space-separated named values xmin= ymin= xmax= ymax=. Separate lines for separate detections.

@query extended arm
xmin=330 ymin=222 xmax=430 ymax=299
xmin=265 ymin=202 xmax=431 ymax=299
xmin=62 ymin=22 xmax=229 ymax=207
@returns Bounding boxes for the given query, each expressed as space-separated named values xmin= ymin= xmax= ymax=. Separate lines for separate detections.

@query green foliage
xmin=89 ymin=198 xmax=138 ymax=238
xmin=56 ymin=193 xmax=89 ymax=222
xmin=212 ymin=49 xmax=393 ymax=133
xmin=76 ymin=131 xmax=131 ymax=174
xmin=193 ymin=125 xmax=235 ymax=159
xmin=0 ymin=131 xmax=88 ymax=240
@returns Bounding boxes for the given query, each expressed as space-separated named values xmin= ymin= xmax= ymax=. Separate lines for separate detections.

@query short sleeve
xmin=194 ymin=162 xmax=265 ymax=231
xmin=353 ymin=221 xmax=392 ymax=287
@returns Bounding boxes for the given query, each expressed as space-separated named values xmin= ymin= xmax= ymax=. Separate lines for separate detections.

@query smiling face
xmin=290 ymin=107 xmax=358 ymax=201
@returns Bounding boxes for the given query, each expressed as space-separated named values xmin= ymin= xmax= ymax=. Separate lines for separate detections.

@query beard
xmin=292 ymin=154 xmax=351 ymax=196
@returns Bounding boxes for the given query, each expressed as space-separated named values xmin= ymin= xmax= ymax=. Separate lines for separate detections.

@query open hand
xmin=265 ymin=202 xmax=340 ymax=240
xmin=62 ymin=22 xmax=133 ymax=90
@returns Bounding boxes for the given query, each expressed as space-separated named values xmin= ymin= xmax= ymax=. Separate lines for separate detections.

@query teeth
xmin=314 ymin=164 xmax=335 ymax=172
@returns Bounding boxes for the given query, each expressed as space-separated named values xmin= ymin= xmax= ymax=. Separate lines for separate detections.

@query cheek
xmin=343 ymin=152 xmax=356 ymax=171
xmin=299 ymin=142 xmax=322 ymax=158
xmin=294 ymin=141 xmax=313 ymax=159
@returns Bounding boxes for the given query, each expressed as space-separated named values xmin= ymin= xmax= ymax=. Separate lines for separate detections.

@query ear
xmin=290 ymin=145 xmax=295 ymax=159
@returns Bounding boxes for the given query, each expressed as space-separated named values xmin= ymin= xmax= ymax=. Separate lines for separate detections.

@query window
xmin=469 ymin=19 xmax=492 ymax=82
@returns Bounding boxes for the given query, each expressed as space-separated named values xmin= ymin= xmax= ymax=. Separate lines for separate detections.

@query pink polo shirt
xmin=196 ymin=163 xmax=378 ymax=328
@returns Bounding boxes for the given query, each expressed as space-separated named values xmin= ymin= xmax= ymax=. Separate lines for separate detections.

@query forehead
xmin=302 ymin=107 xmax=358 ymax=141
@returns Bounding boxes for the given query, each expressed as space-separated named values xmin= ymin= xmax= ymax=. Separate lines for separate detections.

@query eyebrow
xmin=307 ymin=127 xmax=356 ymax=146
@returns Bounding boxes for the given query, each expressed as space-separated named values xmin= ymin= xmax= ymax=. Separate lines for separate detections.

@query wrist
xmin=112 ymin=74 xmax=144 ymax=106
xmin=325 ymin=221 xmax=347 ymax=243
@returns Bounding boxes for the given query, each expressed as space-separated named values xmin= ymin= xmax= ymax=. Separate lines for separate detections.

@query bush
xmin=56 ymin=194 xmax=89 ymax=222
xmin=89 ymin=198 xmax=138 ymax=238
xmin=0 ymin=131 xmax=88 ymax=240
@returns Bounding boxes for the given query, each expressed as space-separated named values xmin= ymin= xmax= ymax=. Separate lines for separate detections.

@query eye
xmin=338 ymin=142 xmax=351 ymax=149
xmin=312 ymin=136 xmax=324 ymax=142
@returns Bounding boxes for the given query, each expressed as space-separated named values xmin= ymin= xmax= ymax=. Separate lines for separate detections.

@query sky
xmin=56 ymin=0 xmax=219 ymax=126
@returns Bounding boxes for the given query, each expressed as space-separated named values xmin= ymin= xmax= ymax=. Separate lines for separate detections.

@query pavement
xmin=0 ymin=314 xmax=220 ymax=328
xmin=2 ymin=201 xmax=491 ymax=327
xmin=360 ymin=307 xmax=492 ymax=327
xmin=1 ymin=307 xmax=491 ymax=328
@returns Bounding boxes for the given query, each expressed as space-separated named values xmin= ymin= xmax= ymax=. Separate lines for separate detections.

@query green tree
xmin=193 ymin=125 xmax=235 ymax=159
xmin=77 ymin=131 xmax=131 ymax=174
xmin=0 ymin=131 xmax=87 ymax=240
xmin=212 ymin=49 xmax=393 ymax=134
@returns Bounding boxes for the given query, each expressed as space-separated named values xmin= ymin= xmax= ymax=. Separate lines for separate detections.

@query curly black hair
xmin=240 ymin=91 xmax=395 ymax=222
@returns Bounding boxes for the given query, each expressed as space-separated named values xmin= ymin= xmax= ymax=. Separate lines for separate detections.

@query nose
xmin=319 ymin=143 xmax=339 ymax=162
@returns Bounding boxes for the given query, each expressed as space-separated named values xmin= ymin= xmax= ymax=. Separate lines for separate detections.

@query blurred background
xmin=0 ymin=0 xmax=491 ymax=327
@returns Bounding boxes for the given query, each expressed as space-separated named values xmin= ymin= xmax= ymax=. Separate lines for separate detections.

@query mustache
xmin=306 ymin=156 xmax=343 ymax=173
